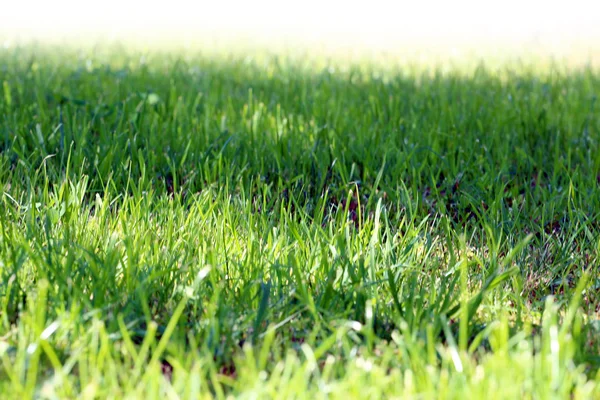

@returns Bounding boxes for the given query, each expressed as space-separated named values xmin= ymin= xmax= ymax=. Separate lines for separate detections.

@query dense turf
xmin=1 ymin=44 xmax=600 ymax=398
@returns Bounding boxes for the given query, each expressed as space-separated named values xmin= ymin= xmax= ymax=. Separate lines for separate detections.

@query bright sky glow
xmin=2 ymin=0 xmax=599 ymax=53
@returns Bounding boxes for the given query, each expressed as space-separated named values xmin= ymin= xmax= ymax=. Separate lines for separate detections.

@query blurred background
xmin=2 ymin=0 xmax=599 ymax=61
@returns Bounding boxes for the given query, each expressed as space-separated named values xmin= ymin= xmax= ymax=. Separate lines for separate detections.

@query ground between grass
xmin=0 ymin=44 xmax=600 ymax=398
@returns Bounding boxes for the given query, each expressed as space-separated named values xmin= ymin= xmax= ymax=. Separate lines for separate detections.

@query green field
xmin=1 ymin=44 xmax=599 ymax=398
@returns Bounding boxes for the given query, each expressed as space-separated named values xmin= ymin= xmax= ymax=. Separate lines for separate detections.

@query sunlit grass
xmin=0 ymin=43 xmax=599 ymax=398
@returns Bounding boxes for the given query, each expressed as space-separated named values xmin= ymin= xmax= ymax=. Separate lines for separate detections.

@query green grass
xmin=1 ymin=43 xmax=600 ymax=398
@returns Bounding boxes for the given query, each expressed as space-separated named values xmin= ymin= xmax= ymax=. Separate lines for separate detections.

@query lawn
xmin=1 ymin=43 xmax=599 ymax=398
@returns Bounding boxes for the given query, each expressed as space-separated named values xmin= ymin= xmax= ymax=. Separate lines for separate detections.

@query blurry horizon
xmin=2 ymin=0 xmax=600 ymax=60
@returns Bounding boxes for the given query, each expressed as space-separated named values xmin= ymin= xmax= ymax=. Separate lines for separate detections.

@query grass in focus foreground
xmin=1 ymin=44 xmax=600 ymax=398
